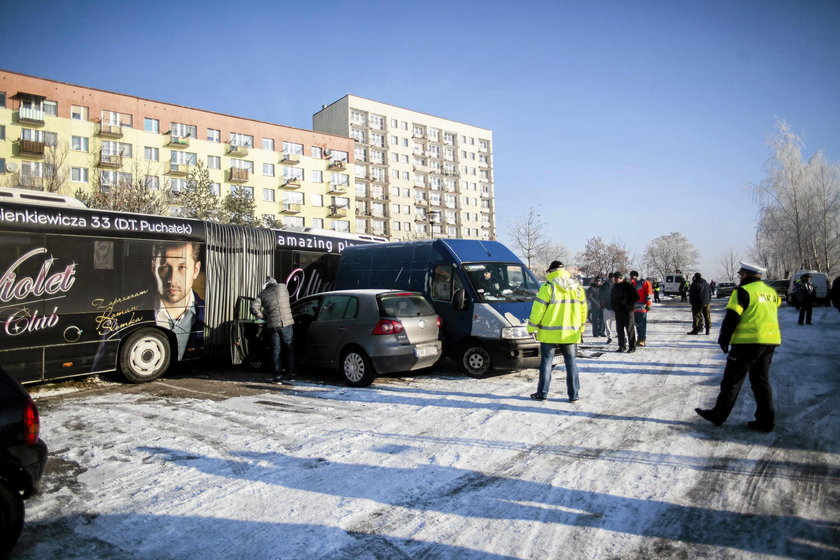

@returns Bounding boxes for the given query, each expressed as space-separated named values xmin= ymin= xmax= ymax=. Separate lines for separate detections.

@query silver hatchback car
xmin=291 ymin=289 xmax=442 ymax=387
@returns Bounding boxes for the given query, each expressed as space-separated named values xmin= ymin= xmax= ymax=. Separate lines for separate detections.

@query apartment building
xmin=0 ymin=70 xmax=357 ymax=232
xmin=313 ymin=95 xmax=495 ymax=240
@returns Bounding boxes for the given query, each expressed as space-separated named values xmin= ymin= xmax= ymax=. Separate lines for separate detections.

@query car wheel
xmin=460 ymin=343 xmax=492 ymax=378
xmin=340 ymin=347 xmax=376 ymax=388
xmin=0 ymin=477 xmax=24 ymax=557
xmin=119 ymin=328 xmax=171 ymax=383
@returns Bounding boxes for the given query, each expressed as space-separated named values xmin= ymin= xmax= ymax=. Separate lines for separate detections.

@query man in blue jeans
xmin=526 ymin=261 xmax=588 ymax=402
xmin=251 ymin=277 xmax=296 ymax=384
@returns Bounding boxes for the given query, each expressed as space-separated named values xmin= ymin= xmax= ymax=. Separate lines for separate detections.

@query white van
xmin=788 ymin=270 xmax=831 ymax=305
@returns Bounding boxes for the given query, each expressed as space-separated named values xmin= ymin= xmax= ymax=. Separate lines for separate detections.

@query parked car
xmin=0 ymin=367 xmax=48 ymax=556
xmin=765 ymin=279 xmax=790 ymax=299
xmin=716 ymin=282 xmax=737 ymax=298
xmin=291 ymin=290 xmax=443 ymax=387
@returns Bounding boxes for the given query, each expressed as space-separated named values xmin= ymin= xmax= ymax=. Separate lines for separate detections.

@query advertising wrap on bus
xmin=0 ymin=197 xmax=382 ymax=384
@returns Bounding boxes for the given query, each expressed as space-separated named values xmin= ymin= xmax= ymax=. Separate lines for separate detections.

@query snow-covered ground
xmin=15 ymin=299 xmax=840 ymax=559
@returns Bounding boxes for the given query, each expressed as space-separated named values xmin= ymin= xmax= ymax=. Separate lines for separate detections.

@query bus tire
xmin=459 ymin=343 xmax=492 ymax=378
xmin=119 ymin=328 xmax=171 ymax=383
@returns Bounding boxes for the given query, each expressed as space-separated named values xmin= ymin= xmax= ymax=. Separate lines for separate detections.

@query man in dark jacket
xmin=598 ymin=274 xmax=614 ymax=345
xmin=587 ymin=277 xmax=605 ymax=337
xmin=251 ymin=277 xmax=296 ymax=383
xmin=794 ymin=274 xmax=816 ymax=325
xmin=687 ymin=272 xmax=712 ymax=334
xmin=610 ymin=272 xmax=638 ymax=353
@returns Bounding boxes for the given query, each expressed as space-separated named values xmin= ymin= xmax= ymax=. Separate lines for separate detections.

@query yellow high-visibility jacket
xmin=527 ymin=269 xmax=588 ymax=344
xmin=727 ymin=281 xmax=782 ymax=345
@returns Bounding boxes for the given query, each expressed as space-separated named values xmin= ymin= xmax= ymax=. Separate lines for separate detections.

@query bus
xmin=0 ymin=188 xmax=384 ymax=384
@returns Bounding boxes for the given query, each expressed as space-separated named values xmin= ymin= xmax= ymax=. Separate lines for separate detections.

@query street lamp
xmin=428 ymin=210 xmax=440 ymax=239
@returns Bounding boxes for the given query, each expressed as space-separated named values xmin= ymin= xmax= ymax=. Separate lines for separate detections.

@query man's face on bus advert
xmin=153 ymin=243 xmax=201 ymax=307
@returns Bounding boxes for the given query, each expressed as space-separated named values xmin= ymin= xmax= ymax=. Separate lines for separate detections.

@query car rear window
xmin=379 ymin=294 xmax=435 ymax=317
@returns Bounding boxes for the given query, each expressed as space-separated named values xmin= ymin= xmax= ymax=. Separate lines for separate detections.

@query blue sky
xmin=2 ymin=0 xmax=838 ymax=279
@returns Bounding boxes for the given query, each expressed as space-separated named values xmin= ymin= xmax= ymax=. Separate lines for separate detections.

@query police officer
xmin=527 ymin=261 xmax=588 ymax=403
xmin=695 ymin=262 xmax=781 ymax=432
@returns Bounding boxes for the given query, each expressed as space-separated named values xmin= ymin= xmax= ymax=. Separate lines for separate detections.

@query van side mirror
xmin=453 ymin=288 xmax=467 ymax=310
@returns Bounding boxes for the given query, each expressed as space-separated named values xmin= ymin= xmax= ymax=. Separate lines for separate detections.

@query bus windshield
xmin=463 ymin=262 xmax=540 ymax=302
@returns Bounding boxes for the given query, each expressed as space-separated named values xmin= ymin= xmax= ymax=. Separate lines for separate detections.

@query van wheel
xmin=0 ymin=478 xmax=24 ymax=557
xmin=340 ymin=347 xmax=376 ymax=387
xmin=120 ymin=329 xmax=170 ymax=383
xmin=460 ymin=343 xmax=492 ymax=378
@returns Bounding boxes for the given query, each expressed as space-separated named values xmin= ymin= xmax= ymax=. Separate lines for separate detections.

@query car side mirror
xmin=453 ymin=288 xmax=467 ymax=310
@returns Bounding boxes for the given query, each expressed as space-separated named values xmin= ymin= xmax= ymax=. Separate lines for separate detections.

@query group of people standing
xmin=528 ymin=260 xmax=788 ymax=434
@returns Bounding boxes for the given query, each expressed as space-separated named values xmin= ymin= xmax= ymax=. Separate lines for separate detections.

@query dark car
xmin=765 ymin=279 xmax=789 ymax=299
xmin=0 ymin=367 xmax=48 ymax=556
xmin=291 ymin=289 xmax=442 ymax=387
xmin=716 ymin=282 xmax=736 ymax=298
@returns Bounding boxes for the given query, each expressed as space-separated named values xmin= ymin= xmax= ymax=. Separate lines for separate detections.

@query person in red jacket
xmin=630 ymin=271 xmax=653 ymax=347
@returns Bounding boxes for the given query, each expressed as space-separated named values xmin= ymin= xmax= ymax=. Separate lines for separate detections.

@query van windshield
xmin=463 ymin=262 xmax=540 ymax=302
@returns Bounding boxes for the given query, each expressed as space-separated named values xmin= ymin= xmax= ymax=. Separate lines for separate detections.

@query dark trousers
xmin=712 ymin=344 xmax=776 ymax=427
xmin=590 ymin=306 xmax=605 ymax=336
xmin=615 ymin=310 xmax=636 ymax=350
xmin=798 ymin=304 xmax=813 ymax=324
xmin=268 ymin=326 xmax=295 ymax=376
xmin=691 ymin=304 xmax=711 ymax=332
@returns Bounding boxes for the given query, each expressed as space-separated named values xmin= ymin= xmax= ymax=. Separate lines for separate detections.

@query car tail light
xmin=372 ymin=319 xmax=404 ymax=335
xmin=23 ymin=398 xmax=40 ymax=446
xmin=436 ymin=316 xmax=442 ymax=329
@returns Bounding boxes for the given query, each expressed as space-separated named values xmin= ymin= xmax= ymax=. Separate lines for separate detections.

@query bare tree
xmin=717 ymin=247 xmax=741 ymax=282
xmin=643 ymin=232 xmax=700 ymax=279
xmin=750 ymin=120 xmax=840 ymax=274
xmin=76 ymin=157 xmax=171 ymax=214
xmin=575 ymin=236 xmax=630 ymax=277
xmin=531 ymin=242 xmax=570 ymax=280
xmin=3 ymin=141 xmax=70 ymax=193
xmin=506 ymin=206 xmax=551 ymax=269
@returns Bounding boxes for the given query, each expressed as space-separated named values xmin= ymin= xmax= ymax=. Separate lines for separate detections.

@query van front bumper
xmin=485 ymin=338 xmax=541 ymax=370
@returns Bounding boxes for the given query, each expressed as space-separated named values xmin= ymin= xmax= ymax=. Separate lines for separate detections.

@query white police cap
xmin=738 ymin=261 xmax=766 ymax=275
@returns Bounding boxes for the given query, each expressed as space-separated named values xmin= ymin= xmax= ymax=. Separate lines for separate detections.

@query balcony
xmin=414 ymin=199 xmax=428 ymax=207
xmin=327 ymin=207 xmax=348 ymax=218
xmin=227 ymin=144 xmax=249 ymax=157
xmin=281 ymin=153 xmax=300 ymax=164
xmin=281 ymin=203 xmax=302 ymax=214
xmin=281 ymin=177 xmax=301 ymax=188
xmin=97 ymin=123 xmax=124 ymax=138
xmin=18 ymin=139 xmax=45 ymax=157
xmin=18 ymin=107 xmax=45 ymax=125
xmin=327 ymin=160 xmax=346 ymax=171
xmin=168 ymin=135 xmax=190 ymax=148
xmin=327 ymin=183 xmax=347 ymax=194
xmin=168 ymin=163 xmax=191 ymax=176
xmin=98 ymin=152 xmax=123 ymax=168
xmin=228 ymin=167 xmax=249 ymax=183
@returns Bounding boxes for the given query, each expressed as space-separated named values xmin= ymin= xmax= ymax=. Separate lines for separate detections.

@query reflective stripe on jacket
xmin=727 ymin=281 xmax=781 ymax=345
xmin=526 ymin=269 xmax=588 ymax=344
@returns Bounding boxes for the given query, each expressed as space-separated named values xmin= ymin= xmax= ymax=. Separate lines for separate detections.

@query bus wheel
xmin=120 ymin=329 xmax=171 ymax=383
xmin=460 ymin=343 xmax=492 ymax=378
xmin=340 ymin=347 xmax=376 ymax=387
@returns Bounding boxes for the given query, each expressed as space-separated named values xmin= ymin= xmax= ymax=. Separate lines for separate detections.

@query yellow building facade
xmin=0 ymin=70 xmax=357 ymax=232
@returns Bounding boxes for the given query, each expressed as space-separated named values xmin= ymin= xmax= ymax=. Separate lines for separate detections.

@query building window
xmin=263 ymin=138 xmax=275 ymax=151
xmin=283 ymin=167 xmax=304 ymax=180
xmin=207 ymin=155 xmax=221 ymax=169
xmin=144 ymin=147 xmax=159 ymax=161
xmin=312 ymin=194 xmax=323 ymax=207
xmin=102 ymin=110 xmax=132 ymax=127
xmin=144 ymin=118 xmax=159 ymax=133
xmin=312 ymin=218 xmax=324 ymax=228
xmin=71 ymin=167 xmax=89 ymax=183
xmin=170 ymin=122 xmax=196 ymax=139
xmin=330 ymin=149 xmax=348 ymax=162
xmin=170 ymin=151 xmax=197 ymax=166
xmin=210 ymin=182 xmax=220 ymax=195
xmin=311 ymin=170 xmax=323 ymax=183
xmin=263 ymin=188 xmax=275 ymax=202
xmin=0 ymin=92 xmax=5 ymax=107
xmin=284 ymin=216 xmax=305 ymax=228
xmin=331 ymin=220 xmax=350 ymax=233
xmin=207 ymin=128 xmax=220 ymax=142
xmin=284 ymin=191 xmax=304 ymax=205
xmin=350 ymin=110 xmax=366 ymax=125
xmin=0 ymin=126 xmax=3 ymax=140
xmin=263 ymin=163 xmax=275 ymax=176
xmin=230 ymin=132 xmax=254 ymax=147
xmin=351 ymin=129 xmax=366 ymax=143
xmin=282 ymin=141 xmax=304 ymax=156
xmin=170 ymin=178 xmax=186 ymax=193
xmin=354 ymin=147 xmax=366 ymax=161
xmin=145 ymin=175 xmax=160 ymax=190
xmin=71 ymin=135 xmax=87 ymax=151
xmin=71 ymin=105 xmax=89 ymax=121
xmin=311 ymin=146 xmax=322 ymax=159
xmin=43 ymin=100 xmax=58 ymax=116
